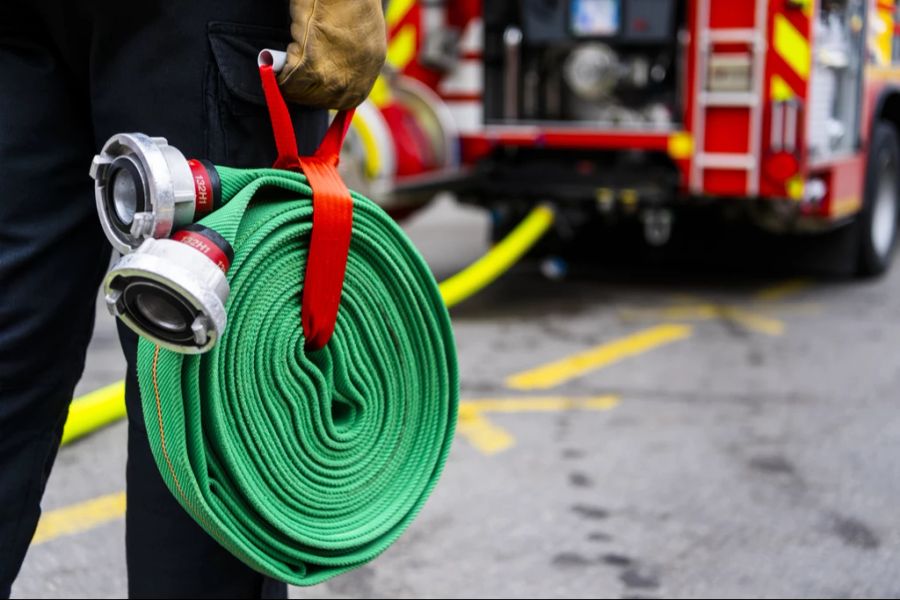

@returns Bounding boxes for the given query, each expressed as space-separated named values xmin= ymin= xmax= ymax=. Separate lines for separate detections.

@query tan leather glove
xmin=280 ymin=0 xmax=387 ymax=110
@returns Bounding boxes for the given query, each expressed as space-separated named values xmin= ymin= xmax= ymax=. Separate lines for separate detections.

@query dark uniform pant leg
xmin=1 ymin=1 xmax=326 ymax=598
xmin=85 ymin=2 xmax=326 ymax=598
xmin=0 ymin=6 xmax=107 ymax=598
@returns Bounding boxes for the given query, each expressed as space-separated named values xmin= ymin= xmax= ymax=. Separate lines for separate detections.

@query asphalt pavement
xmin=12 ymin=198 xmax=900 ymax=598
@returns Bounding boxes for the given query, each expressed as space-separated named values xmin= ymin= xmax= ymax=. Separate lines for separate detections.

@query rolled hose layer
xmin=137 ymin=167 xmax=458 ymax=585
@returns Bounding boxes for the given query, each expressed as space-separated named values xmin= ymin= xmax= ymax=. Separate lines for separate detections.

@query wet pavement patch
xmin=569 ymin=472 xmax=594 ymax=488
xmin=620 ymin=565 xmax=661 ymax=590
xmin=602 ymin=553 xmax=633 ymax=567
xmin=562 ymin=448 xmax=585 ymax=460
xmin=552 ymin=552 xmax=595 ymax=568
xmin=830 ymin=514 xmax=881 ymax=550
xmin=748 ymin=454 xmax=797 ymax=476
xmin=572 ymin=504 xmax=610 ymax=520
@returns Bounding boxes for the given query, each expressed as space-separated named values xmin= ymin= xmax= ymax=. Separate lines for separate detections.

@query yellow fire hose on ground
xmin=61 ymin=203 xmax=556 ymax=445
xmin=61 ymin=381 xmax=127 ymax=445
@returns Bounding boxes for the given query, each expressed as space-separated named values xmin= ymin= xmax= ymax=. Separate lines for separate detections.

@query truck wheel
xmin=858 ymin=122 xmax=900 ymax=276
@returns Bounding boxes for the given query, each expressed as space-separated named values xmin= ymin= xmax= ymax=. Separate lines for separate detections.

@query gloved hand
xmin=280 ymin=0 xmax=387 ymax=110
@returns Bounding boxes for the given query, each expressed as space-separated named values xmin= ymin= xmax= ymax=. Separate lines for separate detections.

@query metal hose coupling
xmin=90 ymin=133 xmax=221 ymax=254
xmin=104 ymin=224 xmax=233 ymax=354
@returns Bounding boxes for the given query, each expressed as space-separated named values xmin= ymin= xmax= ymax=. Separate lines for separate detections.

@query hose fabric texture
xmin=136 ymin=166 xmax=458 ymax=585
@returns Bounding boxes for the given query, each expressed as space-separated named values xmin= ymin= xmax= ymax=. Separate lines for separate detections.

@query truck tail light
xmin=764 ymin=152 xmax=800 ymax=182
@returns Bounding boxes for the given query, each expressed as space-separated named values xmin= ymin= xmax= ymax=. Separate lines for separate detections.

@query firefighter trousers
xmin=0 ymin=2 xmax=326 ymax=597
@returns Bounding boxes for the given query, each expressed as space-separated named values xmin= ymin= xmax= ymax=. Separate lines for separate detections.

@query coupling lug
xmin=191 ymin=316 xmax=210 ymax=346
xmin=105 ymin=289 xmax=124 ymax=316
xmin=130 ymin=212 xmax=156 ymax=238
xmin=89 ymin=155 xmax=112 ymax=180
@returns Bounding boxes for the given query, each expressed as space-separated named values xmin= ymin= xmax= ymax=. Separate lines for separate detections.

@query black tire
xmin=857 ymin=121 xmax=900 ymax=276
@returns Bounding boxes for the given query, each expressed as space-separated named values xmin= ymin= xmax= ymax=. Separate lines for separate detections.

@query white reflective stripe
xmin=439 ymin=60 xmax=484 ymax=96
xmin=771 ymin=102 xmax=784 ymax=152
xmin=446 ymin=102 xmax=483 ymax=134
xmin=747 ymin=0 xmax=769 ymax=196
xmin=698 ymin=92 xmax=759 ymax=107
xmin=459 ymin=18 xmax=484 ymax=53
xmin=784 ymin=103 xmax=797 ymax=153
xmin=690 ymin=0 xmax=711 ymax=194
xmin=704 ymin=28 xmax=764 ymax=45
xmin=696 ymin=153 xmax=756 ymax=169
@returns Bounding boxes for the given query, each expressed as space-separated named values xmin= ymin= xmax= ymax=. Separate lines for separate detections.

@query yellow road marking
xmin=32 ymin=492 xmax=126 ymax=545
xmin=458 ymin=396 xmax=619 ymax=455
xmin=462 ymin=396 xmax=619 ymax=413
xmin=49 ymin=276 xmax=819 ymax=542
xmin=754 ymin=279 xmax=811 ymax=303
xmin=619 ymin=280 xmax=817 ymax=336
xmin=621 ymin=304 xmax=719 ymax=321
xmin=619 ymin=305 xmax=791 ymax=336
xmin=620 ymin=302 xmax=819 ymax=323
xmin=721 ymin=307 xmax=784 ymax=336
xmin=457 ymin=407 xmax=516 ymax=455
xmin=506 ymin=324 xmax=692 ymax=391
xmin=37 ymin=396 xmax=619 ymax=543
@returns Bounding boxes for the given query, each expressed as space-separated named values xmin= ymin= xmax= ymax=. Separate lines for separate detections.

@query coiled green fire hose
xmin=137 ymin=166 xmax=459 ymax=585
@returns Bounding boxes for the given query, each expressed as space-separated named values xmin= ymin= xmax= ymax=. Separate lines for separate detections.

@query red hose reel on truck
xmin=341 ymin=73 xmax=460 ymax=218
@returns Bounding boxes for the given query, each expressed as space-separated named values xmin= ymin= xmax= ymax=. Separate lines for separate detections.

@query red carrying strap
xmin=259 ymin=64 xmax=355 ymax=351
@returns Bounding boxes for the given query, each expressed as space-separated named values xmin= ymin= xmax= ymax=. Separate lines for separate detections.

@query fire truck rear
xmin=346 ymin=0 xmax=900 ymax=275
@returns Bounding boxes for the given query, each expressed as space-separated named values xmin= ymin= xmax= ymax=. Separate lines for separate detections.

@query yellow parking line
xmin=620 ymin=304 xmax=719 ymax=322
xmin=621 ymin=302 xmax=820 ymax=323
xmin=457 ymin=406 xmax=517 ymax=455
xmin=462 ymin=396 xmax=619 ymax=413
xmin=506 ymin=324 xmax=693 ymax=391
xmin=32 ymin=492 xmax=126 ymax=545
xmin=754 ymin=278 xmax=811 ymax=303
xmin=36 ymin=395 xmax=621 ymax=543
xmin=765 ymin=302 xmax=822 ymax=316
xmin=458 ymin=395 xmax=619 ymax=455
xmin=720 ymin=307 xmax=785 ymax=336
xmin=620 ymin=299 xmax=826 ymax=336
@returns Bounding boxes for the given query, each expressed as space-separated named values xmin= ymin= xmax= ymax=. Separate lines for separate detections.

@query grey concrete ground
xmin=12 ymin=198 xmax=900 ymax=598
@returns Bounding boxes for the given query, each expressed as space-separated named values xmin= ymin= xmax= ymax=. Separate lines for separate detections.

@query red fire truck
xmin=343 ymin=0 xmax=900 ymax=275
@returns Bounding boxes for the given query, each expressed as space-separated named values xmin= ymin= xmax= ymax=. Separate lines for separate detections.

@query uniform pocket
xmin=206 ymin=21 xmax=327 ymax=167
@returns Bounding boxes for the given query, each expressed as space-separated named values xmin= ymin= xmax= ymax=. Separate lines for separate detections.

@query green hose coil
xmin=136 ymin=166 xmax=458 ymax=585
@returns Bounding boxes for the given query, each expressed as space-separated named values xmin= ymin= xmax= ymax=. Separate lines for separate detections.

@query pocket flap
xmin=208 ymin=21 xmax=292 ymax=105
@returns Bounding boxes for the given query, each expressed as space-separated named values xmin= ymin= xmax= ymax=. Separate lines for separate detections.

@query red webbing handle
xmin=259 ymin=64 xmax=355 ymax=350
